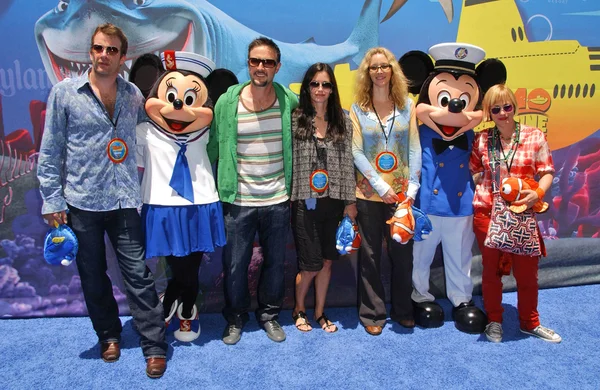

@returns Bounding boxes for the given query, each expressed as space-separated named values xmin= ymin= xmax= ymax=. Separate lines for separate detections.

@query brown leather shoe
xmin=146 ymin=357 xmax=167 ymax=379
xmin=365 ymin=325 xmax=382 ymax=336
xmin=100 ymin=342 xmax=120 ymax=363
xmin=398 ymin=319 xmax=416 ymax=328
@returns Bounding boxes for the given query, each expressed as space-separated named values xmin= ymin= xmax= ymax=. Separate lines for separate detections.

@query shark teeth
xmin=51 ymin=51 xmax=133 ymax=80
xmin=49 ymin=22 xmax=191 ymax=82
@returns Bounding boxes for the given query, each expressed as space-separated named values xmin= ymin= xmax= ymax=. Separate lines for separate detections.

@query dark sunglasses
xmin=491 ymin=104 xmax=514 ymax=115
xmin=248 ymin=57 xmax=278 ymax=68
xmin=368 ymin=64 xmax=392 ymax=72
xmin=309 ymin=81 xmax=333 ymax=90
xmin=91 ymin=44 xmax=120 ymax=56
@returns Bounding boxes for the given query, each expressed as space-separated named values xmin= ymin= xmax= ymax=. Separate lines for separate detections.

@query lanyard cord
xmin=312 ymin=129 xmax=327 ymax=172
xmin=372 ymin=102 xmax=395 ymax=150
xmin=491 ymin=122 xmax=520 ymax=173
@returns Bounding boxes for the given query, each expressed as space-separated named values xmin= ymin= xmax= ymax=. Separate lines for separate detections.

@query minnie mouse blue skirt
xmin=142 ymin=201 xmax=226 ymax=258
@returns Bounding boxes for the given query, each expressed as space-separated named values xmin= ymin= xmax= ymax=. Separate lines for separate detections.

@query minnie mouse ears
xmin=161 ymin=50 xmax=215 ymax=78
xmin=129 ymin=53 xmax=165 ymax=98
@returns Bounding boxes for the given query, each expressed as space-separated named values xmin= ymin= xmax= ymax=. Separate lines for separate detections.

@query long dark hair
xmin=295 ymin=63 xmax=346 ymax=142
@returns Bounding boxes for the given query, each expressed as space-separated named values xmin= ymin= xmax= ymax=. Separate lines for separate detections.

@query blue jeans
xmin=68 ymin=205 xmax=167 ymax=358
xmin=222 ymin=201 xmax=290 ymax=325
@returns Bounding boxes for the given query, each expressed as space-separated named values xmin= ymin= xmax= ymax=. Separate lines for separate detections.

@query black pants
xmin=163 ymin=252 xmax=203 ymax=319
xmin=356 ymin=199 xmax=414 ymax=327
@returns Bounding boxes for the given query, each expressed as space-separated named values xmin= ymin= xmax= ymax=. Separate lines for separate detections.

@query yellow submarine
xmin=291 ymin=0 xmax=599 ymax=151
xmin=457 ymin=0 xmax=600 ymax=150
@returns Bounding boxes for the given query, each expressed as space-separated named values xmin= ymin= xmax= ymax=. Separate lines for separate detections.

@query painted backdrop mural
xmin=1 ymin=0 xmax=599 ymax=318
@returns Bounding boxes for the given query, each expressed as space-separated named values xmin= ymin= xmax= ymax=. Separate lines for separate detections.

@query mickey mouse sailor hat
xmin=429 ymin=43 xmax=485 ymax=74
xmin=161 ymin=50 xmax=215 ymax=77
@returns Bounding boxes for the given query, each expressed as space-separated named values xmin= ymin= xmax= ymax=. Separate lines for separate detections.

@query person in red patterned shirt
xmin=470 ymin=84 xmax=561 ymax=344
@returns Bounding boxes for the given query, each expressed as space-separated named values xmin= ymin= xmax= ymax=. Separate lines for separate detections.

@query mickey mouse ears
xmin=160 ymin=50 xmax=215 ymax=78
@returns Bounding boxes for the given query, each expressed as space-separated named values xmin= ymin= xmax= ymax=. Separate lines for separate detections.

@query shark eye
xmin=165 ymin=86 xmax=178 ymax=103
xmin=133 ymin=0 xmax=147 ymax=5
xmin=56 ymin=0 xmax=69 ymax=12
xmin=183 ymin=90 xmax=197 ymax=106
xmin=437 ymin=91 xmax=451 ymax=107
xmin=459 ymin=93 xmax=471 ymax=109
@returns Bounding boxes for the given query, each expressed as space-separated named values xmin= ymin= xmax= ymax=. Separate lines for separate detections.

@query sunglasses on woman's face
xmin=368 ymin=64 xmax=392 ymax=72
xmin=309 ymin=81 xmax=333 ymax=90
xmin=91 ymin=44 xmax=120 ymax=56
xmin=247 ymin=57 xmax=278 ymax=68
xmin=491 ymin=104 xmax=514 ymax=115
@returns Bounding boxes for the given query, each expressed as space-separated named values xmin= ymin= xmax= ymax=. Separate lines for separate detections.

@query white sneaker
xmin=484 ymin=322 xmax=503 ymax=343
xmin=174 ymin=303 xmax=201 ymax=342
xmin=520 ymin=325 xmax=562 ymax=343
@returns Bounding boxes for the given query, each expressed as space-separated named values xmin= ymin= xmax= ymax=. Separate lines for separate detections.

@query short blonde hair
xmin=482 ymin=84 xmax=518 ymax=122
xmin=354 ymin=47 xmax=409 ymax=111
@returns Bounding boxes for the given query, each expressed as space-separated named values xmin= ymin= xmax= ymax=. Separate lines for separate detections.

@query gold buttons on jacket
xmin=433 ymin=189 xmax=439 ymax=195
xmin=457 ymin=192 xmax=463 ymax=197
xmin=459 ymin=163 xmax=464 ymax=168
xmin=439 ymin=162 xmax=445 ymax=168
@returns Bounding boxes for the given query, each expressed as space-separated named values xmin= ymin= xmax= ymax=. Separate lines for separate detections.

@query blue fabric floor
xmin=1 ymin=284 xmax=599 ymax=389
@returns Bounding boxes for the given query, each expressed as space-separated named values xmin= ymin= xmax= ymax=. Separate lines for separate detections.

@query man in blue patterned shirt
xmin=37 ymin=23 xmax=167 ymax=378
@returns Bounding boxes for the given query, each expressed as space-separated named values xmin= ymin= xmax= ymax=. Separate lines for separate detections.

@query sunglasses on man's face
xmin=309 ymin=81 xmax=333 ymax=90
xmin=91 ymin=44 xmax=120 ymax=56
xmin=491 ymin=104 xmax=514 ymax=115
xmin=248 ymin=57 xmax=278 ymax=68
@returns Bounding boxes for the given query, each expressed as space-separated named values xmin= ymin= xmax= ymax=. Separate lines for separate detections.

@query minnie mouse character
xmin=136 ymin=51 xmax=236 ymax=342
xmin=400 ymin=43 xmax=506 ymax=333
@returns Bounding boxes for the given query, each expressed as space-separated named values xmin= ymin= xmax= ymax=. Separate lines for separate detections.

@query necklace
xmin=313 ymin=114 xmax=328 ymax=138
xmin=242 ymin=90 xmax=275 ymax=112
xmin=491 ymin=122 xmax=520 ymax=172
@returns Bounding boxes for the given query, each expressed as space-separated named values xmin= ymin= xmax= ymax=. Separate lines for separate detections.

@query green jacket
xmin=207 ymin=81 xmax=299 ymax=204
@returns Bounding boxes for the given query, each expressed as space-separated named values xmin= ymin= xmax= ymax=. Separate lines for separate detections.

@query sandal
xmin=292 ymin=311 xmax=312 ymax=332
xmin=315 ymin=313 xmax=338 ymax=333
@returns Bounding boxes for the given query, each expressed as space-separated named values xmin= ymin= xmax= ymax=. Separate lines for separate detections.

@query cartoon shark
xmin=35 ymin=0 xmax=453 ymax=86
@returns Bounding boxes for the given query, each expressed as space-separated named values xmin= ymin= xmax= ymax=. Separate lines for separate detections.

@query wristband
xmin=535 ymin=187 xmax=545 ymax=200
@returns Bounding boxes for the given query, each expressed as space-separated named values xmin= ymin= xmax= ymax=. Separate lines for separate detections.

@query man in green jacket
xmin=207 ymin=37 xmax=298 ymax=345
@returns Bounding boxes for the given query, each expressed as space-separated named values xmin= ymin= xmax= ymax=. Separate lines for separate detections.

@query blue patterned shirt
xmin=38 ymin=72 xmax=146 ymax=214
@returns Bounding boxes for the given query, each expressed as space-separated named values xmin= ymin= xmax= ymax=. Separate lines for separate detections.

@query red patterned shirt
xmin=470 ymin=125 xmax=554 ymax=213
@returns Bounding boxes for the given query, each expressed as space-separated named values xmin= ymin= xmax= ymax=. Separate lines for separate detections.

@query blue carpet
xmin=1 ymin=284 xmax=599 ymax=389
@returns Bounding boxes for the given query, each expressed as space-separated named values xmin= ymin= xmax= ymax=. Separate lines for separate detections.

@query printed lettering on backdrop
xmin=1 ymin=0 xmax=599 ymax=318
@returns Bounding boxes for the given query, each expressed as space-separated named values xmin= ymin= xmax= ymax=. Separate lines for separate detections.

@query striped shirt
xmin=235 ymin=98 xmax=288 ymax=206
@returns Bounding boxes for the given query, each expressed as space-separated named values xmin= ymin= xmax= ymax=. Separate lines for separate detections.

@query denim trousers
xmin=356 ymin=199 xmax=414 ymax=327
xmin=68 ymin=205 xmax=167 ymax=358
xmin=222 ymin=201 xmax=290 ymax=325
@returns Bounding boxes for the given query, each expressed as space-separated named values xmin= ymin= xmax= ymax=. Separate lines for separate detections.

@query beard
xmin=250 ymin=77 xmax=269 ymax=88
xmin=250 ymin=70 xmax=271 ymax=88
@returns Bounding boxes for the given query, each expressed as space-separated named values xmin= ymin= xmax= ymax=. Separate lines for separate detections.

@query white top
xmin=136 ymin=121 xmax=219 ymax=206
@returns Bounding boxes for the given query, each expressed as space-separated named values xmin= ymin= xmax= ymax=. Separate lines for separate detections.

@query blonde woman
xmin=351 ymin=47 xmax=421 ymax=336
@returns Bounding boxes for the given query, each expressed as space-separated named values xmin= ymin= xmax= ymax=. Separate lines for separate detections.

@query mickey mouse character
xmin=136 ymin=51 xmax=236 ymax=342
xmin=400 ymin=43 xmax=506 ymax=333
